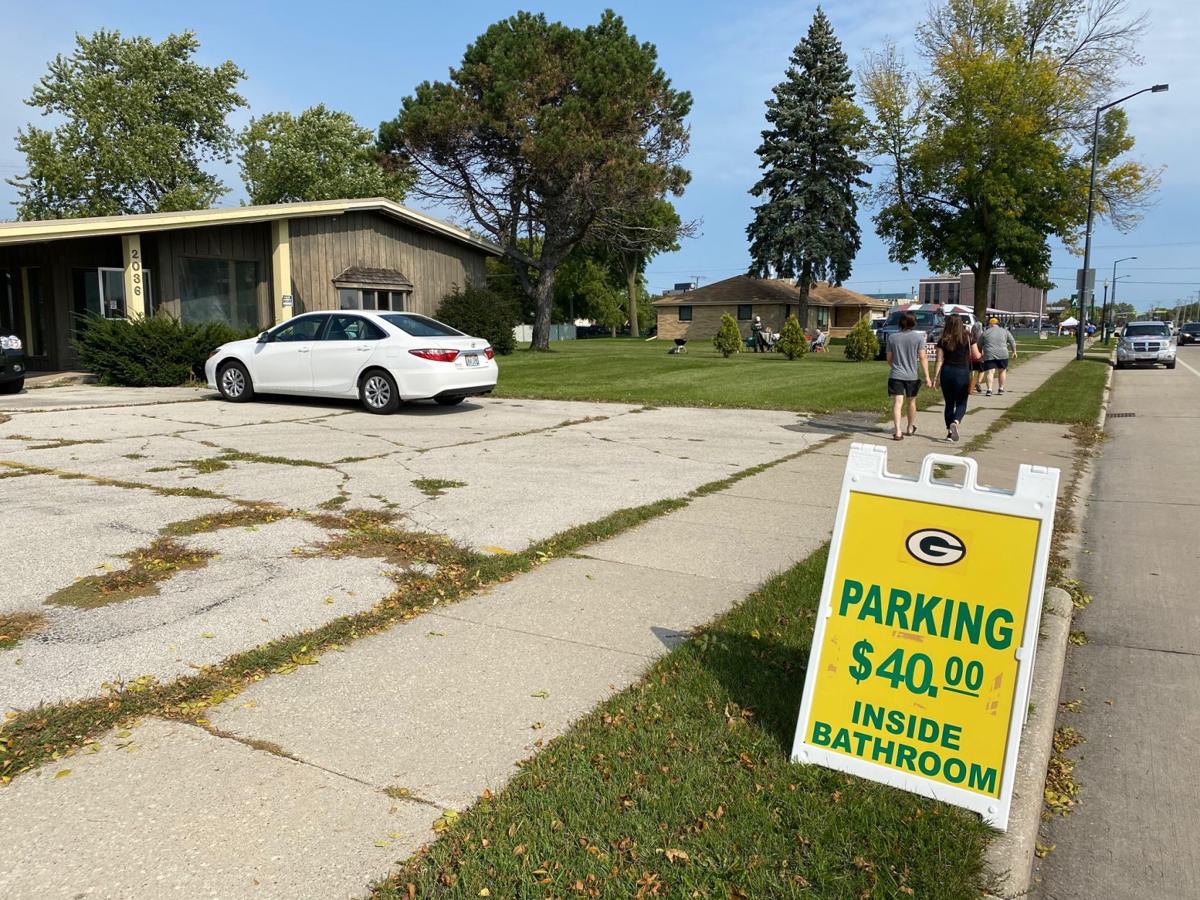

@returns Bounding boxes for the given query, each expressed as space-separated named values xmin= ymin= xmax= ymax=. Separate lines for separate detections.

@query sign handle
xmin=917 ymin=454 xmax=979 ymax=490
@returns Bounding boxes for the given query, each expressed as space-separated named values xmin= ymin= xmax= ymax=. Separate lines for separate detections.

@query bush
xmin=776 ymin=315 xmax=808 ymax=360
xmin=435 ymin=284 xmax=520 ymax=355
xmin=713 ymin=313 xmax=743 ymax=358
xmin=73 ymin=314 xmax=255 ymax=386
xmin=844 ymin=317 xmax=880 ymax=361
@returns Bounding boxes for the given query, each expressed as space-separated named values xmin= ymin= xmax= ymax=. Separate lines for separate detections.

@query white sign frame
xmin=791 ymin=442 xmax=1059 ymax=829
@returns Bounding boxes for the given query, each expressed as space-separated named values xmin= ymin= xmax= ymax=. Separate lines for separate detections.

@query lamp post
xmin=1102 ymin=256 xmax=1137 ymax=341
xmin=1077 ymin=83 xmax=1169 ymax=360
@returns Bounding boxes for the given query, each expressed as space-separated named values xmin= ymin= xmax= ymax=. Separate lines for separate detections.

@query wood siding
xmin=152 ymin=223 xmax=273 ymax=326
xmin=287 ymin=211 xmax=488 ymax=317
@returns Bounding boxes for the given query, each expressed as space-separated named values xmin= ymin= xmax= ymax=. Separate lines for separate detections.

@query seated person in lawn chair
xmin=752 ymin=315 xmax=770 ymax=352
xmin=809 ymin=330 xmax=828 ymax=353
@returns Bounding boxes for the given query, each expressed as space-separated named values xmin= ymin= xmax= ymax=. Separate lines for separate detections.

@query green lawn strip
xmin=1002 ymin=356 xmax=1110 ymax=426
xmin=0 ymin=440 xmax=836 ymax=783
xmin=0 ymin=612 xmax=46 ymax=651
xmin=377 ymin=547 xmax=992 ymax=899
xmin=494 ymin=339 xmax=933 ymax=414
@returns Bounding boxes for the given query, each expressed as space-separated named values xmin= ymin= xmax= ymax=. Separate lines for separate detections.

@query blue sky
xmin=1 ymin=0 xmax=1196 ymax=311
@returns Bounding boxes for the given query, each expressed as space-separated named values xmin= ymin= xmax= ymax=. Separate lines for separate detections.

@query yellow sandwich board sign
xmin=792 ymin=443 xmax=1059 ymax=829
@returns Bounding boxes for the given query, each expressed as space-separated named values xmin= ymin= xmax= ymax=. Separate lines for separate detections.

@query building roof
xmin=333 ymin=266 xmax=413 ymax=289
xmin=0 ymin=198 xmax=501 ymax=256
xmin=651 ymin=274 xmax=889 ymax=309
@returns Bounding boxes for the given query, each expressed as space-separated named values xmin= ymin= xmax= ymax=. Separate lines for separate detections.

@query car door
xmin=310 ymin=314 xmax=385 ymax=395
xmin=250 ymin=314 xmax=328 ymax=393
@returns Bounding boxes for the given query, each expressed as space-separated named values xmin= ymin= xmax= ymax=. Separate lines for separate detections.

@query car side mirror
xmin=257 ymin=331 xmax=269 ymax=343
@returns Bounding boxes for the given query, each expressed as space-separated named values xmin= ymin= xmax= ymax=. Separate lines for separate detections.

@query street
xmin=1034 ymin=349 xmax=1200 ymax=898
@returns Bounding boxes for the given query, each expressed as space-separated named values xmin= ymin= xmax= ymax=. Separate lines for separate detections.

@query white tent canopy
xmin=1059 ymin=316 xmax=1079 ymax=327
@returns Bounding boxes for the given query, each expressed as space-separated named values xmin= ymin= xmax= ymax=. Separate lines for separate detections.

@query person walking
xmin=934 ymin=314 xmax=980 ymax=442
xmin=886 ymin=312 xmax=932 ymax=441
xmin=969 ymin=319 xmax=985 ymax=394
xmin=979 ymin=316 xmax=1017 ymax=395
xmin=752 ymin=315 xmax=768 ymax=353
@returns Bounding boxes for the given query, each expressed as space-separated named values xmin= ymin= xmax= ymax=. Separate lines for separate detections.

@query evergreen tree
xmin=747 ymin=9 xmax=870 ymax=328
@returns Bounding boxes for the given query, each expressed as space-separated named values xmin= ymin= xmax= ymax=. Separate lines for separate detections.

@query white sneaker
xmin=949 ymin=422 xmax=960 ymax=442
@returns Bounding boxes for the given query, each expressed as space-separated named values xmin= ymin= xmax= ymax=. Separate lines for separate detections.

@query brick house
xmin=652 ymin=274 xmax=889 ymax=341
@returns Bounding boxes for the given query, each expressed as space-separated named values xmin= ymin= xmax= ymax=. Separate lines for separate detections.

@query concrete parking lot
xmin=0 ymin=386 xmax=821 ymax=713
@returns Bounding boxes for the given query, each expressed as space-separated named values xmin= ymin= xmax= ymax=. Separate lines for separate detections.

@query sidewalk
xmin=0 ymin=347 xmax=1081 ymax=898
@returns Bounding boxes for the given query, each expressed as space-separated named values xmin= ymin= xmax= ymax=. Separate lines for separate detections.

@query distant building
xmin=652 ymin=274 xmax=889 ymax=340
xmin=864 ymin=291 xmax=911 ymax=303
xmin=918 ymin=268 xmax=1045 ymax=314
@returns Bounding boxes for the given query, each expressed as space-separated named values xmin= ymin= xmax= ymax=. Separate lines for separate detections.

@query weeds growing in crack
xmin=45 ymin=538 xmax=216 ymax=609
xmin=0 ymin=612 xmax=47 ymax=650
xmin=413 ymin=478 xmax=466 ymax=498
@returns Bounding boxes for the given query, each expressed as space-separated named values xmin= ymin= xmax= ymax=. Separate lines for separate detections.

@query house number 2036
xmin=128 ymin=247 xmax=142 ymax=297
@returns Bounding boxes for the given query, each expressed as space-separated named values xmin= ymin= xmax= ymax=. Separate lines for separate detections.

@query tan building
xmin=652 ymin=274 xmax=889 ymax=341
xmin=0 ymin=198 xmax=498 ymax=371
xmin=918 ymin=268 xmax=1045 ymax=314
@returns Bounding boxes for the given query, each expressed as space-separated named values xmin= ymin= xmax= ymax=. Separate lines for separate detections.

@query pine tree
xmin=747 ymin=9 xmax=870 ymax=329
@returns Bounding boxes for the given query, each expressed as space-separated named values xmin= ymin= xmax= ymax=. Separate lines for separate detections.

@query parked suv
xmin=0 ymin=328 xmax=26 ymax=394
xmin=1115 ymin=321 xmax=1176 ymax=370
xmin=875 ymin=306 xmax=977 ymax=359
xmin=1179 ymin=322 xmax=1200 ymax=345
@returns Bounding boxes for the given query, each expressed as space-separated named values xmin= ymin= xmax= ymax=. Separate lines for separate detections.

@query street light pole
xmin=1103 ymin=255 xmax=1137 ymax=341
xmin=1077 ymin=83 xmax=1169 ymax=360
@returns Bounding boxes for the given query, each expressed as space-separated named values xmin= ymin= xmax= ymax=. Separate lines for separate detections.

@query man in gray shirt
xmin=886 ymin=312 xmax=932 ymax=439
xmin=979 ymin=317 xmax=1018 ymax=395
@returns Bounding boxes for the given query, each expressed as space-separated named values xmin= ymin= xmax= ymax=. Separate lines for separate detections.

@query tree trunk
xmin=973 ymin=257 xmax=992 ymax=321
xmin=797 ymin=262 xmax=813 ymax=331
xmin=624 ymin=252 xmax=641 ymax=338
xmin=531 ymin=272 xmax=556 ymax=351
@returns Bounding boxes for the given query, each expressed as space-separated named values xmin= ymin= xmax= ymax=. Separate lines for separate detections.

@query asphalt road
xmin=1034 ymin=348 xmax=1200 ymax=899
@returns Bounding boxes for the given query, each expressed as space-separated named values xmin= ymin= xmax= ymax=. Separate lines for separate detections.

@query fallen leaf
xmin=664 ymin=848 xmax=689 ymax=864
xmin=201 ymin=632 xmax=215 ymax=639
xmin=530 ymin=690 xmax=550 ymax=699
xmin=55 ymin=768 xmax=71 ymax=779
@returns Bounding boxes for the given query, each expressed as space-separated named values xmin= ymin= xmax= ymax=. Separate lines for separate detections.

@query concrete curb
xmin=984 ymin=350 xmax=1115 ymax=898
xmin=984 ymin=585 xmax=1073 ymax=898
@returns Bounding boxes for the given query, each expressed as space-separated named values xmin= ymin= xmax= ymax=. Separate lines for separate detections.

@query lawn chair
xmin=668 ymin=338 xmax=688 ymax=354
xmin=809 ymin=331 xmax=828 ymax=353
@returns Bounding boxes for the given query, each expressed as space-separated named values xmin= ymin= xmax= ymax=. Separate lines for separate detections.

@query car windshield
xmin=1124 ymin=324 xmax=1170 ymax=337
xmin=886 ymin=311 xmax=941 ymax=327
xmin=381 ymin=314 xmax=463 ymax=337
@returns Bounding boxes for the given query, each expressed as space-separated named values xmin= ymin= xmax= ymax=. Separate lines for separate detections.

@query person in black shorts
xmin=885 ymin=313 xmax=932 ymax=440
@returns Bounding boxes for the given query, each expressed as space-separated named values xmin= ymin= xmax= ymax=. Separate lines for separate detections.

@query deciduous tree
xmin=10 ymin=30 xmax=245 ymax=218
xmin=862 ymin=0 xmax=1158 ymax=318
xmin=747 ymin=9 xmax=870 ymax=328
xmin=379 ymin=11 xmax=691 ymax=350
xmin=240 ymin=104 xmax=413 ymax=205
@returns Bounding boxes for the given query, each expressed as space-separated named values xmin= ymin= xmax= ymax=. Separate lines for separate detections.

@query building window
xmin=337 ymin=288 xmax=408 ymax=312
xmin=737 ymin=304 xmax=752 ymax=321
xmin=179 ymin=258 xmax=259 ymax=329
xmin=948 ymin=282 xmax=958 ymax=304
xmin=71 ymin=267 xmax=154 ymax=332
xmin=933 ymin=283 xmax=941 ymax=303
xmin=814 ymin=306 xmax=830 ymax=329
xmin=678 ymin=305 xmax=692 ymax=322
xmin=923 ymin=284 xmax=932 ymax=302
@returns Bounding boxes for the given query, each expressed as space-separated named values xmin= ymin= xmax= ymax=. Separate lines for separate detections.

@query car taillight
xmin=484 ymin=347 xmax=495 ymax=360
xmin=409 ymin=348 xmax=460 ymax=363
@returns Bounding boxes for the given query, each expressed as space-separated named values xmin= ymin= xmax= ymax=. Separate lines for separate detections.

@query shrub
xmin=713 ymin=313 xmax=743 ymax=358
xmin=776 ymin=314 xmax=808 ymax=360
xmin=73 ymin=314 xmax=255 ymax=386
xmin=844 ymin=316 xmax=880 ymax=361
xmin=435 ymin=284 xmax=520 ymax=355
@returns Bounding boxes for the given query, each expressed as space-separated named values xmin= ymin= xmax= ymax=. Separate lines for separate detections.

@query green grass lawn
xmin=377 ymin=547 xmax=992 ymax=899
xmin=494 ymin=339 xmax=925 ymax=414
xmin=1004 ymin=354 xmax=1110 ymax=425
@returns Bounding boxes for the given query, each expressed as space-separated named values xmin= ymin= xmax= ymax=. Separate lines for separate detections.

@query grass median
xmin=1003 ymin=355 xmax=1110 ymax=425
xmin=377 ymin=546 xmax=992 ymax=899
xmin=494 ymin=339 xmax=932 ymax=413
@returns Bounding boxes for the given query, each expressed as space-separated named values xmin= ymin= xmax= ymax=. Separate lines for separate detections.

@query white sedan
xmin=204 ymin=311 xmax=497 ymax=413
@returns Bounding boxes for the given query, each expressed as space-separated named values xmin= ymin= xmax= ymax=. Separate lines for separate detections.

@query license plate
xmin=465 ymin=354 xmax=480 ymax=367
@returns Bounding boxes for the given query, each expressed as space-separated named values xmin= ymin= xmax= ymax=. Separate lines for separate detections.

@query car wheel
xmin=435 ymin=395 xmax=466 ymax=406
xmin=1113 ymin=361 xmax=1123 ymax=370
xmin=360 ymin=370 xmax=400 ymax=414
xmin=0 ymin=378 xmax=23 ymax=395
xmin=1166 ymin=360 xmax=1176 ymax=370
xmin=217 ymin=361 xmax=254 ymax=402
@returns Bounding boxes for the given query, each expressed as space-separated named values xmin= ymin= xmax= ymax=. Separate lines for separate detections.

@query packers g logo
xmin=905 ymin=529 xmax=966 ymax=566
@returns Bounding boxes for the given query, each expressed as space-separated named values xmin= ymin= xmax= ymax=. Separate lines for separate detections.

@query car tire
xmin=0 ymin=378 xmax=23 ymax=395
xmin=435 ymin=395 xmax=466 ymax=407
xmin=1113 ymin=361 xmax=1123 ymax=370
xmin=1166 ymin=360 xmax=1176 ymax=370
xmin=360 ymin=369 xmax=401 ymax=414
xmin=217 ymin=361 xmax=254 ymax=403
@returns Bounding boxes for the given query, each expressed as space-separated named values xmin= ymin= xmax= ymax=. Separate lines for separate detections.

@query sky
xmin=0 ymin=0 xmax=1196 ymax=312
